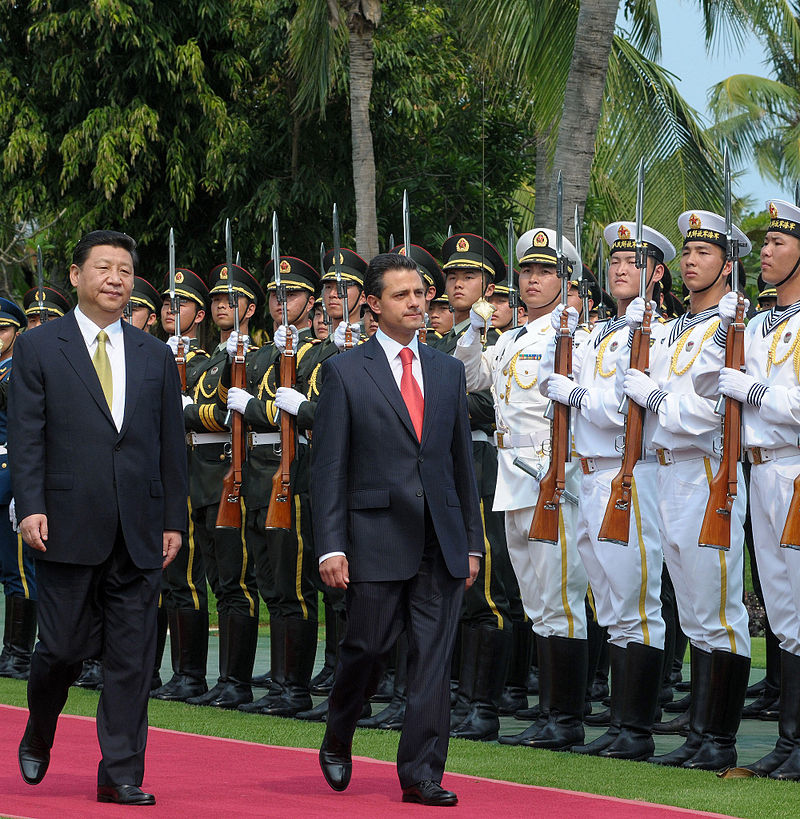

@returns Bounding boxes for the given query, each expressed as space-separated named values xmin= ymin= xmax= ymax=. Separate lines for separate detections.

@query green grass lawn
xmin=2 ymin=675 xmax=798 ymax=818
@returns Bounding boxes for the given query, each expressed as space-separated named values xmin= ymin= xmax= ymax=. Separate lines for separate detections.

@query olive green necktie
xmin=93 ymin=330 xmax=113 ymax=409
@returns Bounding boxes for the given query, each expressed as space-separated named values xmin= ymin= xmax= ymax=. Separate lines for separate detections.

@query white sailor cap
xmin=516 ymin=228 xmax=580 ymax=271
xmin=677 ymin=210 xmax=751 ymax=256
xmin=766 ymin=199 xmax=800 ymax=240
xmin=603 ymin=222 xmax=676 ymax=263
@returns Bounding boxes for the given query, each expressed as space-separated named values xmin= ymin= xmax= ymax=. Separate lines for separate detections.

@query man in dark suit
xmin=9 ymin=230 xmax=188 ymax=806
xmin=311 ymin=252 xmax=483 ymax=807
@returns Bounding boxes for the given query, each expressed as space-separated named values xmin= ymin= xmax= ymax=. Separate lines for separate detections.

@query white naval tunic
xmin=455 ymin=315 xmax=588 ymax=640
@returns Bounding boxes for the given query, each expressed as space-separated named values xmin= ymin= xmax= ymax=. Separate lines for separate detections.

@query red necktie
xmin=399 ymin=346 xmax=424 ymax=441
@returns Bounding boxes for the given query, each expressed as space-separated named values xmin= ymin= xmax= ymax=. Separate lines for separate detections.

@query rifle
xmin=508 ymin=218 xmax=520 ymax=330
xmin=266 ymin=213 xmax=296 ymax=531
xmin=596 ymin=240 xmax=608 ymax=321
xmin=699 ymin=147 xmax=744 ymax=551
xmin=216 ymin=219 xmax=247 ymax=529
xmin=333 ymin=203 xmax=353 ymax=349
xmin=168 ymin=228 xmax=187 ymax=391
xmin=598 ymin=159 xmax=650 ymax=546
xmin=36 ymin=246 xmax=47 ymax=325
xmin=529 ymin=172 xmax=573 ymax=544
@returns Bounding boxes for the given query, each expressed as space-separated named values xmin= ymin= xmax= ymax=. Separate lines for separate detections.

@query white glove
xmin=274 ymin=324 xmax=299 ymax=353
xmin=226 ymin=331 xmax=249 ymax=360
xmin=550 ymin=304 xmax=579 ymax=334
xmin=181 ymin=394 xmax=194 ymax=409
xmin=719 ymin=367 xmax=766 ymax=406
xmin=333 ymin=321 xmax=360 ymax=351
xmin=547 ymin=373 xmax=584 ymax=407
xmin=469 ymin=307 xmax=486 ymax=332
xmin=275 ymin=387 xmax=306 ymax=417
xmin=624 ymin=298 xmax=657 ymax=329
xmin=623 ymin=368 xmax=662 ymax=409
xmin=718 ymin=292 xmax=750 ymax=331
xmin=166 ymin=335 xmax=191 ymax=355
xmin=9 ymin=498 xmax=18 ymax=532
xmin=227 ymin=386 xmax=254 ymax=415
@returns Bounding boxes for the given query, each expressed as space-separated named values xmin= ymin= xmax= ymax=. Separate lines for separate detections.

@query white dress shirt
xmin=374 ymin=327 xmax=425 ymax=396
xmin=74 ymin=305 xmax=126 ymax=432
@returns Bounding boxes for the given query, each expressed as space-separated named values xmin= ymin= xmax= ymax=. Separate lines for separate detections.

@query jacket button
xmin=418 ymin=456 xmax=424 ymax=463
xmin=114 ymin=445 xmax=121 ymax=452
xmin=416 ymin=489 xmax=423 ymax=497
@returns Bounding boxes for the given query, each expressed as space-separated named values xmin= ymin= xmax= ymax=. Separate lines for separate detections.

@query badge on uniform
xmin=685 ymin=341 xmax=694 ymax=351
xmin=210 ymin=366 xmax=219 ymax=376
xmin=609 ymin=341 xmax=618 ymax=352
xmin=785 ymin=332 xmax=792 ymax=344
xmin=519 ymin=353 xmax=541 ymax=361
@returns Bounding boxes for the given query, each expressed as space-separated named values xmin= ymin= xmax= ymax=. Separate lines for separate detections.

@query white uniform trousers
xmin=504 ymin=483 xmax=588 ymax=640
xmin=576 ymin=461 xmax=665 ymax=650
xmin=750 ymin=455 xmax=800 ymax=656
xmin=657 ymin=457 xmax=750 ymax=657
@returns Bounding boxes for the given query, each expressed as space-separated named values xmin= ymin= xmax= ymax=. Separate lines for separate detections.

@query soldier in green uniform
xmin=215 ymin=256 xmax=321 ymax=717
xmin=22 ymin=285 xmax=73 ymax=330
xmin=151 ymin=268 xmax=212 ymax=701
xmin=428 ymin=292 xmax=454 ymax=335
xmin=183 ymin=263 xmax=263 ymax=709
xmin=430 ymin=233 xmax=517 ymax=742
xmin=124 ymin=276 xmax=161 ymax=332
xmin=0 ymin=299 xmax=35 ymax=681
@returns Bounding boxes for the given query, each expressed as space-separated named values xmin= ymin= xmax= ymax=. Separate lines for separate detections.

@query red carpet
xmin=0 ymin=705 xmax=730 ymax=818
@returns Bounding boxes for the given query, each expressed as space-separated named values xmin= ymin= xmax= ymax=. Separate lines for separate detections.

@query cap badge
xmin=533 ymin=231 xmax=548 ymax=247
xmin=689 ymin=214 xmax=702 ymax=228
xmin=456 ymin=237 xmax=470 ymax=253
xmin=617 ymin=225 xmax=631 ymax=239
xmin=398 ymin=247 xmax=407 ymax=256
xmin=175 ymin=271 xmax=184 ymax=284
xmin=769 ymin=202 xmax=779 ymax=219
xmin=220 ymin=267 xmax=228 ymax=280
xmin=280 ymin=259 xmax=291 ymax=274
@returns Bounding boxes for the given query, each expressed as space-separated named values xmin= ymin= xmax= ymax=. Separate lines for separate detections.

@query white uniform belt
xmin=249 ymin=432 xmax=308 ymax=447
xmin=186 ymin=432 xmax=230 ymax=446
xmin=471 ymin=430 xmax=490 ymax=444
xmin=656 ymin=447 xmax=706 ymax=466
xmin=746 ymin=445 xmax=800 ymax=465
xmin=580 ymin=456 xmax=621 ymax=474
xmin=494 ymin=431 xmax=543 ymax=449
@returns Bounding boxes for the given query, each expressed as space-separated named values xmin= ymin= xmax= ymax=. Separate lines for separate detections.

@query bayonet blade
xmin=168 ymin=228 xmax=176 ymax=301
xmin=635 ymin=158 xmax=646 ymax=299
xmin=507 ymin=217 xmax=518 ymax=329
xmin=36 ymin=245 xmax=46 ymax=323
xmin=403 ymin=189 xmax=411 ymax=258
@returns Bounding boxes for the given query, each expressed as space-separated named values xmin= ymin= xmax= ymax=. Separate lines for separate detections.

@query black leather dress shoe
xmin=18 ymin=722 xmax=50 ymax=785
xmin=401 ymin=780 xmax=458 ymax=806
xmin=97 ymin=784 xmax=156 ymax=805
xmin=319 ymin=730 xmax=352 ymax=792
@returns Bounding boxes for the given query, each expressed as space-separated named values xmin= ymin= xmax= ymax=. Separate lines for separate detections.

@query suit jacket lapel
xmin=362 ymin=335 xmax=418 ymax=443
xmin=419 ymin=343 xmax=439 ymax=448
xmin=57 ymin=310 xmax=116 ymax=427
xmin=117 ymin=323 xmax=146 ymax=440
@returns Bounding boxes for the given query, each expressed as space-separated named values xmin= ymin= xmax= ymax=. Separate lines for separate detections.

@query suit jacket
xmin=311 ymin=334 xmax=484 ymax=582
xmin=8 ymin=309 xmax=188 ymax=570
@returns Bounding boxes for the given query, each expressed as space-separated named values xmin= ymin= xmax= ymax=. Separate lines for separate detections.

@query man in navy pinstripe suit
xmin=311 ymin=253 xmax=483 ymax=806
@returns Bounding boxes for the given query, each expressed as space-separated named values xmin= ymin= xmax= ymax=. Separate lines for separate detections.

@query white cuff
xmin=318 ymin=551 xmax=346 ymax=565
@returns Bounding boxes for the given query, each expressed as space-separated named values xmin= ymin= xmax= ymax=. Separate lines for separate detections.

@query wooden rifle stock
xmin=175 ymin=337 xmax=187 ymax=392
xmin=216 ymin=337 xmax=246 ymax=528
xmin=265 ymin=334 xmax=297 ymax=530
xmin=529 ymin=311 xmax=572 ymax=544
xmin=699 ymin=297 xmax=745 ymax=550
xmin=781 ymin=474 xmax=800 ymax=549
xmin=598 ymin=306 xmax=652 ymax=545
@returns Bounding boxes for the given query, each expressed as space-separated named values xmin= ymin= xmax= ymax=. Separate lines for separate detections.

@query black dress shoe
xmin=18 ymin=722 xmax=50 ymax=785
xmin=402 ymin=780 xmax=458 ymax=806
xmin=319 ymin=730 xmax=352 ymax=791
xmin=97 ymin=784 xmax=156 ymax=805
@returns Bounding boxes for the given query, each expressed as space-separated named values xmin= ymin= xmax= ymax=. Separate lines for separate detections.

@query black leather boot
xmin=648 ymin=645 xmax=710 ymax=766
xmin=600 ymin=642 xmax=663 ymax=761
xmin=152 ymin=608 xmax=209 ymax=701
xmin=451 ymin=626 xmax=512 ymax=741
xmin=573 ymin=643 xmax=625 ymax=754
xmin=652 ymin=709 xmax=690 ymax=735
xmin=310 ymin=603 xmax=343 ymax=695
xmin=73 ymin=658 xmax=103 ymax=690
xmin=240 ymin=616 xmax=286 ymax=713
xmin=500 ymin=634 xmax=550 ymax=745
xmin=498 ymin=621 xmax=532 ymax=715
xmin=743 ymin=626 xmax=780 ymax=718
xmin=359 ymin=633 xmax=408 ymax=729
xmin=742 ymin=650 xmax=800 ymax=778
xmin=255 ymin=618 xmax=316 ymax=716
xmin=684 ymin=650 xmax=749 ymax=771
xmin=450 ymin=624 xmax=478 ymax=730
xmin=664 ymin=691 xmax=691 ymax=713
xmin=0 ymin=595 xmax=37 ymax=680
xmin=208 ymin=613 xmax=257 ymax=708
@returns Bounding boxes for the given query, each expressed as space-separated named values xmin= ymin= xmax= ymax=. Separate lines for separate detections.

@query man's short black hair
xmin=364 ymin=253 xmax=423 ymax=299
xmin=72 ymin=230 xmax=138 ymax=273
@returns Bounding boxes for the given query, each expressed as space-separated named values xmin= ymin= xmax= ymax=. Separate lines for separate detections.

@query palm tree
xmin=289 ymin=0 xmax=382 ymax=258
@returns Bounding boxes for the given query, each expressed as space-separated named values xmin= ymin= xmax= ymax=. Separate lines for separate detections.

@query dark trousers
xmin=327 ymin=528 xmax=464 ymax=788
xmin=27 ymin=532 xmax=160 ymax=786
